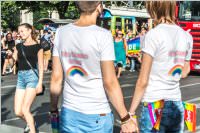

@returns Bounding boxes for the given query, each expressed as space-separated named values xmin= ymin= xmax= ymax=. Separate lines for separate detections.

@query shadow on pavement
xmin=32 ymin=102 xmax=51 ymax=128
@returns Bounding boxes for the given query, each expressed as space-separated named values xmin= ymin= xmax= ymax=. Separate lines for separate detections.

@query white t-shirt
xmin=142 ymin=24 xmax=193 ymax=102
xmin=53 ymin=23 xmax=115 ymax=114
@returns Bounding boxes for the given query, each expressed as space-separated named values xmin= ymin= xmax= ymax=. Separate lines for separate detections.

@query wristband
xmin=128 ymin=112 xmax=137 ymax=118
xmin=120 ymin=113 xmax=130 ymax=123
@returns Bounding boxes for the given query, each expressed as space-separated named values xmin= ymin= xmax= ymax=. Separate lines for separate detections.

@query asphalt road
xmin=1 ymin=71 xmax=200 ymax=133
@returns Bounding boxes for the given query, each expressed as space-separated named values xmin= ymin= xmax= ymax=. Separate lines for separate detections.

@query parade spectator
xmin=2 ymin=33 xmax=16 ymax=75
xmin=129 ymin=1 xmax=193 ymax=133
xmin=12 ymin=23 xmax=43 ymax=133
xmin=114 ymin=30 xmax=128 ymax=78
xmin=126 ymin=31 xmax=137 ymax=72
xmin=42 ymin=30 xmax=52 ymax=72
xmin=12 ymin=30 xmax=18 ymax=41
xmin=50 ymin=1 xmax=137 ymax=133
xmin=1 ymin=33 xmax=6 ymax=71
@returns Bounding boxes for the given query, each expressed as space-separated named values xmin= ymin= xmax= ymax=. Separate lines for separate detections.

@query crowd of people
xmin=113 ymin=24 xmax=147 ymax=78
xmin=1 ymin=1 xmax=193 ymax=133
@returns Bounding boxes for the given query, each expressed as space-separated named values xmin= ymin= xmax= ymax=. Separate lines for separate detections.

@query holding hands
xmin=120 ymin=112 xmax=139 ymax=133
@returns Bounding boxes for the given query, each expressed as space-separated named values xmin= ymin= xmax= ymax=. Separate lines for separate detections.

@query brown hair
xmin=19 ymin=23 xmax=38 ymax=43
xmin=76 ymin=1 xmax=101 ymax=14
xmin=146 ymin=1 xmax=176 ymax=26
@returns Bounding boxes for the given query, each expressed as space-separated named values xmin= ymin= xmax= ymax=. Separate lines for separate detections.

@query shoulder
xmin=93 ymin=25 xmax=111 ymax=35
xmin=16 ymin=43 xmax=21 ymax=49
xmin=144 ymin=28 xmax=156 ymax=39
xmin=56 ymin=23 xmax=73 ymax=33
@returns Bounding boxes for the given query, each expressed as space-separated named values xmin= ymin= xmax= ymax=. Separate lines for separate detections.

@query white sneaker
xmin=129 ymin=70 xmax=135 ymax=72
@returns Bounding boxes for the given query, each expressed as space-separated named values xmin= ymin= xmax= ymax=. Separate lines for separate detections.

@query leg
xmin=43 ymin=59 xmax=47 ymax=71
xmin=2 ymin=59 xmax=8 ymax=75
xmin=130 ymin=58 xmax=135 ymax=71
xmin=46 ymin=59 xmax=49 ymax=71
xmin=14 ymin=89 xmax=26 ymax=118
xmin=22 ymin=88 xmax=37 ymax=133
xmin=12 ymin=64 xmax=16 ymax=75
xmin=117 ymin=67 xmax=122 ymax=78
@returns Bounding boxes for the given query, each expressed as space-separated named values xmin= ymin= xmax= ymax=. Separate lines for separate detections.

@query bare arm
xmin=181 ymin=61 xmax=190 ymax=78
xmin=12 ymin=46 xmax=18 ymax=61
xmin=50 ymin=56 xmax=63 ymax=111
xmin=37 ymin=49 xmax=44 ymax=85
xmin=129 ymin=53 xmax=153 ymax=114
xmin=101 ymin=61 xmax=128 ymax=118
xmin=124 ymin=38 xmax=128 ymax=56
xmin=2 ymin=40 xmax=6 ymax=49
xmin=101 ymin=61 xmax=138 ymax=132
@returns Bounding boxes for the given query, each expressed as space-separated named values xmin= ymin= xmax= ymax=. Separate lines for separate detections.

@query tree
xmin=15 ymin=1 xmax=72 ymax=19
xmin=1 ymin=1 xmax=20 ymax=30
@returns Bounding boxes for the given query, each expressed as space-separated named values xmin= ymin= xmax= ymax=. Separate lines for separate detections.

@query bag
xmin=20 ymin=44 xmax=45 ymax=96
xmin=40 ymin=36 xmax=51 ymax=51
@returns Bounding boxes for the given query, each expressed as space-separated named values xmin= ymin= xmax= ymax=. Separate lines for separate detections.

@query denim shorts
xmin=16 ymin=69 xmax=38 ymax=89
xmin=60 ymin=107 xmax=114 ymax=133
xmin=139 ymin=101 xmax=184 ymax=133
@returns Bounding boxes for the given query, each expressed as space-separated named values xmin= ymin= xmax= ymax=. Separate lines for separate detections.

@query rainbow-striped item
xmin=147 ymin=100 xmax=164 ymax=131
xmin=67 ymin=66 xmax=88 ymax=77
xmin=168 ymin=65 xmax=183 ymax=76
xmin=183 ymin=102 xmax=196 ymax=132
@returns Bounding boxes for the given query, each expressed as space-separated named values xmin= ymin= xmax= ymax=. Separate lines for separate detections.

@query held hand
xmin=131 ymin=117 xmax=139 ymax=133
xmin=36 ymin=83 xmax=43 ymax=94
xmin=121 ymin=119 xmax=139 ymax=133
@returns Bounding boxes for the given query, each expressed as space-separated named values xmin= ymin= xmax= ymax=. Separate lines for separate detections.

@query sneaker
xmin=129 ymin=70 xmax=135 ymax=72
xmin=24 ymin=124 xmax=30 ymax=133
xmin=24 ymin=122 xmax=38 ymax=133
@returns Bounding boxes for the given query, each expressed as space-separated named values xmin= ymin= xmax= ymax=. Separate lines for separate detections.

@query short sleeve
xmin=99 ymin=31 xmax=115 ymax=61
xmin=142 ymin=30 xmax=159 ymax=58
xmin=185 ymin=33 xmax=193 ymax=61
xmin=52 ymin=29 xmax=60 ymax=57
xmin=37 ymin=43 xmax=42 ymax=51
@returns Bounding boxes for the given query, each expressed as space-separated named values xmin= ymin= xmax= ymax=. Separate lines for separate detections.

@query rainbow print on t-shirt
xmin=168 ymin=65 xmax=183 ymax=77
xmin=67 ymin=66 xmax=88 ymax=77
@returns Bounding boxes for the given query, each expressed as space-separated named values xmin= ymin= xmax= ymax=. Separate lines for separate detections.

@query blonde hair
xmin=146 ymin=1 xmax=176 ymax=26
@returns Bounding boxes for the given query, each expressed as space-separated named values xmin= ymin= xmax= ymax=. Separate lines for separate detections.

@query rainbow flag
xmin=147 ymin=100 xmax=164 ymax=131
xmin=183 ymin=102 xmax=196 ymax=132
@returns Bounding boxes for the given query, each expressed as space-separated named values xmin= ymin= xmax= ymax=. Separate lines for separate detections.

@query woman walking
xmin=12 ymin=23 xmax=44 ymax=133
xmin=129 ymin=1 xmax=193 ymax=133
xmin=114 ymin=30 xmax=128 ymax=78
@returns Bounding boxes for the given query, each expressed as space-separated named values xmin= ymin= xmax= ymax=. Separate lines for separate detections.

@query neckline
xmin=22 ymin=43 xmax=38 ymax=47
xmin=71 ymin=23 xmax=96 ymax=28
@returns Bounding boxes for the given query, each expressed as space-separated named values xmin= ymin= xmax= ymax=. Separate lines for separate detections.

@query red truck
xmin=176 ymin=1 xmax=200 ymax=72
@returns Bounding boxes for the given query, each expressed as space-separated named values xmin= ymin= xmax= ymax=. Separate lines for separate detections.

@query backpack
xmin=40 ymin=36 xmax=51 ymax=51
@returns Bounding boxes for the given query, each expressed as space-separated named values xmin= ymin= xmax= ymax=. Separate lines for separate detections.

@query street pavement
xmin=1 ymin=70 xmax=200 ymax=133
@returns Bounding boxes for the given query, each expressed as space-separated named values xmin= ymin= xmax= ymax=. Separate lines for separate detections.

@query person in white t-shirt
xmin=129 ymin=1 xmax=193 ymax=133
xmin=50 ymin=1 xmax=137 ymax=133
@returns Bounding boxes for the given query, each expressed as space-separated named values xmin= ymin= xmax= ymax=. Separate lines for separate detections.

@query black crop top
xmin=16 ymin=43 xmax=42 ymax=71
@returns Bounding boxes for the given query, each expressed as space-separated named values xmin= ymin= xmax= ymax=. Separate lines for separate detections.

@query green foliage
xmin=1 ymin=1 xmax=20 ymax=30
xmin=33 ymin=10 xmax=49 ymax=30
